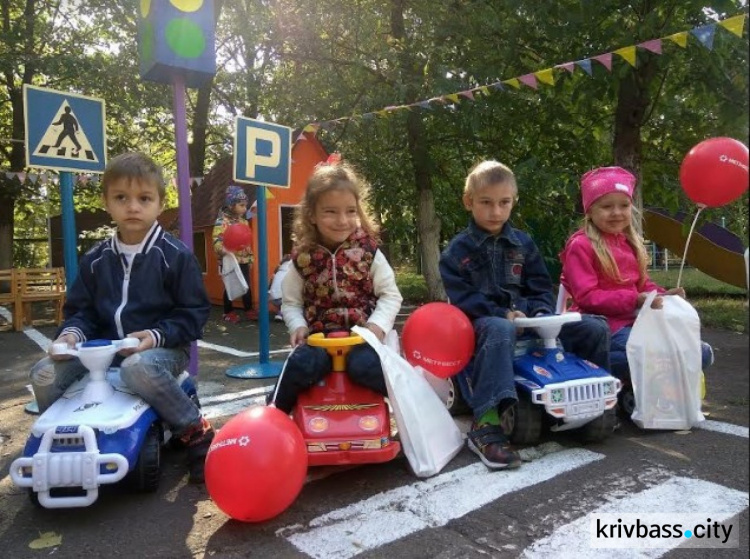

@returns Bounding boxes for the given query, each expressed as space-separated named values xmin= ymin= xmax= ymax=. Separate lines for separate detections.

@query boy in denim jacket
xmin=439 ymin=160 xmax=610 ymax=470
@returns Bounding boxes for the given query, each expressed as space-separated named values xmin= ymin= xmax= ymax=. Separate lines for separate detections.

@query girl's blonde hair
xmin=292 ymin=162 xmax=379 ymax=251
xmin=583 ymin=204 xmax=649 ymax=286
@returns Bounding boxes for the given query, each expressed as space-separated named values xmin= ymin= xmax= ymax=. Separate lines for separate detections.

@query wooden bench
xmin=0 ymin=269 xmax=18 ymax=331
xmin=14 ymin=267 xmax=66 ymax=331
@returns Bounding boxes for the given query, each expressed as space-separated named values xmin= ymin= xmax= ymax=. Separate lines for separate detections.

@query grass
xmin=395 ymin=267 xmax=748 ymax=333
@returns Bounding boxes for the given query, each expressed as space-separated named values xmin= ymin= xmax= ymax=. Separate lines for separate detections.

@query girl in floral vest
xmin=270 ymin=156 xmax=403 ymax=413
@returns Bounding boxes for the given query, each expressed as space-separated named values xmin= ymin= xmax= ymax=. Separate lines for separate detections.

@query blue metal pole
xmin=256 ymin=186 xmax=270 ymax=363
xmin=59 ymin=171 xmax=78 ymax=287
xmin=172 ymin=74 xmax=198 ymax=376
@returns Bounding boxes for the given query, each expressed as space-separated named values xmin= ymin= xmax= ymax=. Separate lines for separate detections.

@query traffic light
xmin=138 ymin=0 xmax=216 ymax=88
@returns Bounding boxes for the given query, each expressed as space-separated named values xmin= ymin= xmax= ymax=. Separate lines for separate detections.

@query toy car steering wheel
xmin=513 ymin=312 xmax=582 ymax=349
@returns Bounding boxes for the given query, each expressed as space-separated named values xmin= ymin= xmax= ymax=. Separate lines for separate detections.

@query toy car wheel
xmin=126 ymin=422 xmax=162 ymax=492
xmin=576 ymin=408 xmax=617 ymax=443
xmin=445 ymin=377 xmax=471 ymax=416
xmin=508 ymin=394 xmax=543 ymax=445
xmin=619 ymin=387 xmax=636 ymax=418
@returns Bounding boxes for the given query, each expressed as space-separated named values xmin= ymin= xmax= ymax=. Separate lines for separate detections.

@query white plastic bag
xmin=220 ymin=253 xmax=248 ymax=301
xmin=626 ymin=291 xmax=705 ymax=430
xmin=353 ymin=326 xmax=463 ymax=477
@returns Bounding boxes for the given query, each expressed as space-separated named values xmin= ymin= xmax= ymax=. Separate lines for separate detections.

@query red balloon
xmin=401 ymin=302 xmax=475 ymax=379
xmin=679 ymin=137 xmax=749 ymax=207
xmin=205 ymin=406 xmax=308 ymax=522
xmin=223 ymin=223 xmax=253 ymax=252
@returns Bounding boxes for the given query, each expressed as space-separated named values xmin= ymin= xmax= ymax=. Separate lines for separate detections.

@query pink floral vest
xmin=292 ymin=229 xmax=378 ymax=333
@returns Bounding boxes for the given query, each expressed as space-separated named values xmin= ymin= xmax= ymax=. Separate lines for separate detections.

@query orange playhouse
xmin=190 ymin=131 xmax=329 ymax=310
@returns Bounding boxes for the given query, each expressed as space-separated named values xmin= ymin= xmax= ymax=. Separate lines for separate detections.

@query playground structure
xmin=644 ymin=207 xmax=748 ymax=290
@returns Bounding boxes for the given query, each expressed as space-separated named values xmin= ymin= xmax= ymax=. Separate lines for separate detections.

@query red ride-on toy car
xmin=292 ymin=331 xmax=401 ymax=467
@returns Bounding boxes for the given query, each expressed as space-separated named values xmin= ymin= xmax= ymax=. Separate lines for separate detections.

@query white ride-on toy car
xmin=10 ymin=338 xmax=197 ymax=508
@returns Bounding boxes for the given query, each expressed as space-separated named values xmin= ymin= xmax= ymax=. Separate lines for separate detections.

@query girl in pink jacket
xmin=559 ymin=166 xmax=713 ymax=380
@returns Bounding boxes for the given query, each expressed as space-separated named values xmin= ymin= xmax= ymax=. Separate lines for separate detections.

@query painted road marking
xmin=281 ymin=447 xmax=605 ymax=559
xmin=522 ymin=476 xmax=749 ymax=558
xmin=200 ymin=385 xmax=274 ymax=420
xmin=197 ymin=339 xmax=293 ymax=358
xmin=695 ymin=419 xmax=749 ymax=439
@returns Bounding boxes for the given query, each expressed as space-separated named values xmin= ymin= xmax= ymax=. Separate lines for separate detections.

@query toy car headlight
xmin=603 ymin=382 xmax=615 ymax=396
xmin=309 ymin=416 xmax=329 ymax=433
xmin=550 ymin=388 xmax=565 ymax=403
xmin=359 ymin=416 xmax=380 ymax=431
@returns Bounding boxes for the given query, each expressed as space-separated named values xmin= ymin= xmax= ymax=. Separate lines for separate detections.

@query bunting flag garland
xmin=294 ymin=13 xmax=747 ymax=145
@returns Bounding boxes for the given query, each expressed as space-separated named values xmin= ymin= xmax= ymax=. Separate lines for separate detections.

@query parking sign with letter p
xmin=233 ymin=117 xmax=291 ymax=188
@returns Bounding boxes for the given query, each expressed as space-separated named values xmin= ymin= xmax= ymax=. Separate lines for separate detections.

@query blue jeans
xmin=272 ymin=343 xmax=386 ymax=413
xmin=610 ymin=327 xmax=714 ymax=381
xmin=30 ymin=347 xmax=200 ymax=434
xmin=458 ymin=314 xmax=611 ymax=421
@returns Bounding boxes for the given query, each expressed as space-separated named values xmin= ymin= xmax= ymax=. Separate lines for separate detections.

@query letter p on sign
xmin=233 ymin=116 xmax=292 ymax=189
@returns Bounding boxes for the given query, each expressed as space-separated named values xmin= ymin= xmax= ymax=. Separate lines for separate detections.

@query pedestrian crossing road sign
xmin=24 ymin=85 xmax=107 ymax=173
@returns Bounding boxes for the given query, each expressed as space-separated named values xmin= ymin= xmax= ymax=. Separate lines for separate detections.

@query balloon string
xmin=677 ymin=206 xmax=704 ymax=290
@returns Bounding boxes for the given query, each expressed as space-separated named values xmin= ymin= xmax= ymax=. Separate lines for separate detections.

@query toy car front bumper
xmin=10 ymin=424 xmax=129 ymax=508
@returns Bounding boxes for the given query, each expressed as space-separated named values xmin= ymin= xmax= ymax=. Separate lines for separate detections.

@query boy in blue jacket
xmin=440 ymin=160 xmax=610 ymax=470
xmin=30 ymin=152 xmax=214 ymax=483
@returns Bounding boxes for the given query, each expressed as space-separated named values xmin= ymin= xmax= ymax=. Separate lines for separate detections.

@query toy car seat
xmin=292 ymin=331 xmax=401 ymax=466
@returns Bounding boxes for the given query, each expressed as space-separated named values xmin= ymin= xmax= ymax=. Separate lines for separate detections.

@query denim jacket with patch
xmin=439 ymin=219 xmax=554 ymax=320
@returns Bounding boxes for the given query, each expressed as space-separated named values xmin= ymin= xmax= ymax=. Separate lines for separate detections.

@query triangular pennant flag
xmin=576 ymin=59 xmax=593 ymax=76
xmin=719 ymin=14 xmax=746 ymax=37
xmin=490 ymin=82 xmax=505 ymax=91
xmin=459 ymin=90 xmax=475 ymax=101
xmin=303 ymin=123 xmax=320 ymax=133
xmin=667 ymin=31 xmax=688 ymax=48
xmin=16 ymin=171 xmax=26 ymax=183
xmin=478 ymin=86 xmax=491 ymax=96
xmin=691 ymin=24 xmax=717 ymax=50
xmin=556 ymin=62 xmax=576 ymax=73
xmin=265 ymin=189 xmax=275 ymax=199
xmin=592 ymin=53 xmax=612 ymax=71
xmin=444 ymin=93 xmax=460 ymax=103
xmin=296 ymin=133 xmax=308 ymax=142
xmin=27 ymin=173 xmax=38 ymax=185
xmin=534 ymin=68 xmax=555 ymax=86
xmin=417 ymin=100 xmax=432 ymax=110
xmin=518 ymin=74 xmax=538 ymax=89
xmin=614 ymin=46 xmax=637 ymax=67
xmin=78 ymin=174 xmax=88 ymax=186
xmin=503 ymin=78 xmax=521 ymax=89
xmin=638 ymin=39 xmax=662 ymax=54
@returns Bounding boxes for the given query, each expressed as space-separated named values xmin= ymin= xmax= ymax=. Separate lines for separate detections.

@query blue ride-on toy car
xmin=10 ymin=338 xmax=198 ymax=508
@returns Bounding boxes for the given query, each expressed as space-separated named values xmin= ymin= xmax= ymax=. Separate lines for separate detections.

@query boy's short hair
xmin=102 ymin=152 xmax=166 ymax=200
xmin=464 ymin=160 xmax=517 ymax=198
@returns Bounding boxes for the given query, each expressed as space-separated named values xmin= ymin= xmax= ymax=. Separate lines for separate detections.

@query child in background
xmin=30 ymin=152 xmax=214 ymax=483
xmin=270 ymin=156 xmax=403 ymax=413
xmin=559 ymin=166 xmax=713 ymax=380
xmin=440 ymin=160 xmax=611 ymax=470
xmin=269 ymin=254 xmax=292 ymax=321
xmin=213 ymin=185 xmax=257 ymax=323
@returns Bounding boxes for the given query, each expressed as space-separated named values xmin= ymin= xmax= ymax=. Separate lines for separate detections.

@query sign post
xmin=24 ymin=85 xmax=107 ymax=288
xmin=227 ymin=116 xmax=292 ymax=379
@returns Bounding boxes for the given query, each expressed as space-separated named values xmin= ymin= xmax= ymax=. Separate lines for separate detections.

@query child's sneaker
xmin=180 ymin=417 xmax=215 ymax=484
xmin=467 ymin=422 xmax=521 ymax=470
xmin=245 ymin=309 xmax=259 ymax=321
xmin=222 ymin=311 xmax=240 ymax=324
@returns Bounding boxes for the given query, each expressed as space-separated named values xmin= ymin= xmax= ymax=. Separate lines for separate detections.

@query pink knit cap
xmin=581 ymin=166 xmax=636 ymax=213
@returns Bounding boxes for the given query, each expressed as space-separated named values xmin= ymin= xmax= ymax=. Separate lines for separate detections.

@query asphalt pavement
xmin=0 ymin=305 xmax=747 ymax=559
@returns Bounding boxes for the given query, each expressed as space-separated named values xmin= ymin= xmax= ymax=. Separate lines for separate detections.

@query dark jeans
xmin=223 ymin=262 xmax=253 ymax=313
xmin=610 ymin=326 xmax=714 ymax=382
xmin=271 ymin=343 xmax=386 ymax=413
xmin=457 ymin=313 xmax=611 ymax=421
